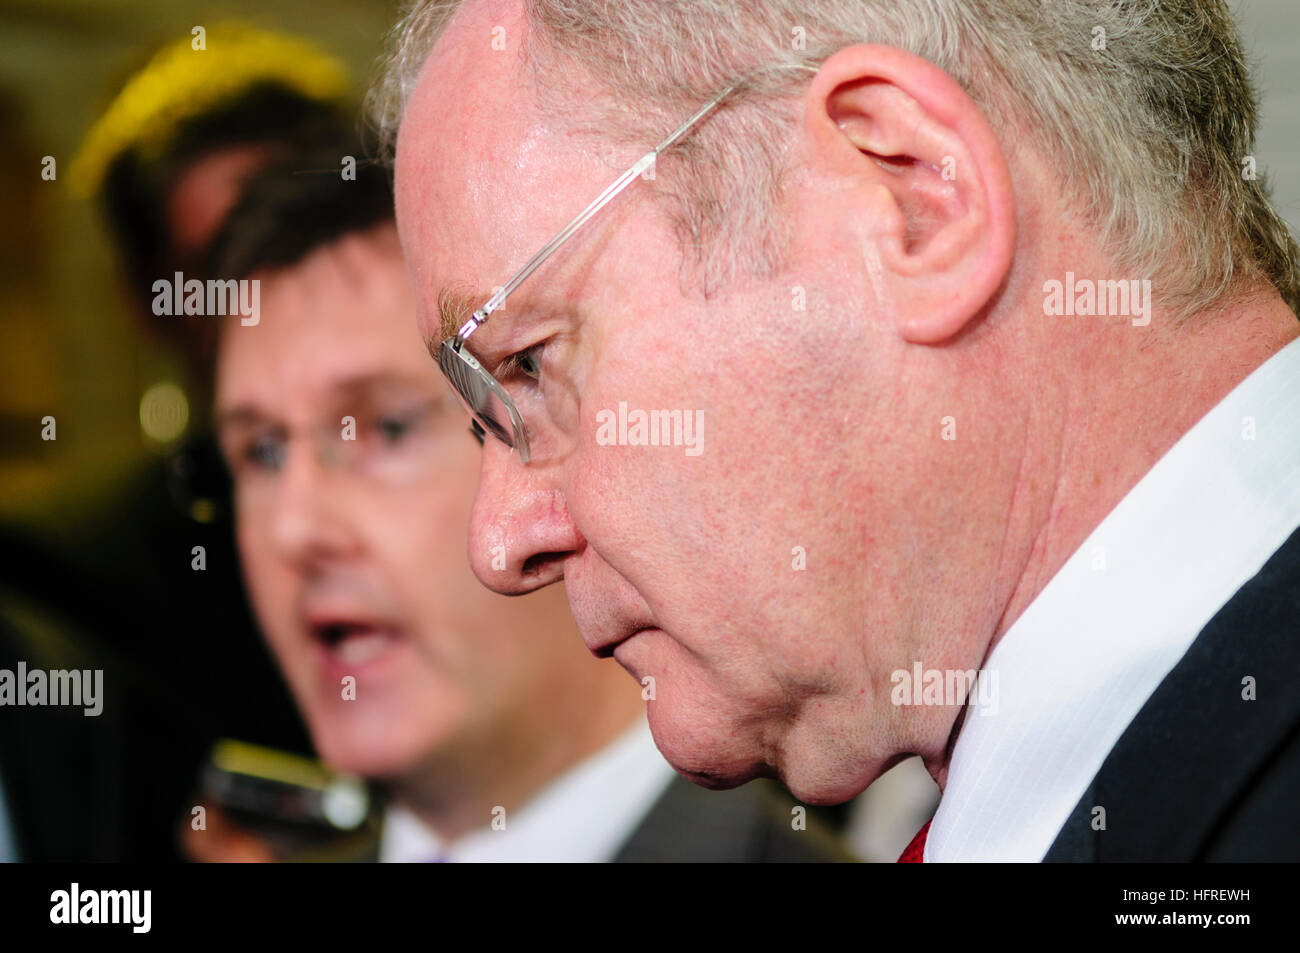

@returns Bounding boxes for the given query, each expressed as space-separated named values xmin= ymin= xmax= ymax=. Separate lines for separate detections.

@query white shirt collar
xmin=379 ymin=715 xmax=675 ymax=862
xmin=928 ymin=336 xmax=1300 ymax=861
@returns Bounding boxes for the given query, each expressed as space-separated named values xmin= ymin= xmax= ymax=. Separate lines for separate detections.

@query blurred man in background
xmin=0 ymin=24 xmax=356 ymax=860
xmin=187 ymin=142 xmax=854 ymax=861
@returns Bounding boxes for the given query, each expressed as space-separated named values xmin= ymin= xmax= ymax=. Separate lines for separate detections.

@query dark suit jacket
xmin=1045 ymin=525 xmax=1300 ymax=861
xmin=0 ymin=443 xmax=310 ymax=861
xmin=307 ymin=776 xmax=856 ymax=863
xmin=611 ymin=776 xmax=855 ymax=862
xmin=0 ymin=613 xmax=126 ymax=862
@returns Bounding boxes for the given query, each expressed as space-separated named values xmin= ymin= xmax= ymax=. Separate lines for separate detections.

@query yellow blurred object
xmin=138 ymin=380 xmax=189 ymax=443
xmin=189 ymin=498 xmax=217 ymax=524
xmin=70 ymin=22 xmax=350 ymax=197
xmin=211 ymin=738 xmax=332 ymax=791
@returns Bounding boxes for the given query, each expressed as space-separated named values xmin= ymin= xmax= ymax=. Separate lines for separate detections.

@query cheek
xmin=373 ymin=481 xmax=475 ymax=595
xmin=363 ymin=456 xmax=489 ymax=638
xmin=236 ymin=518 xmax=277 ymax=614
xmin=234 ymin=519 xmax=303 ymax=671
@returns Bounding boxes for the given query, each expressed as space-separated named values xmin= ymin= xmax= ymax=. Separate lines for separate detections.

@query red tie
xmin=897 ymin=819 xmax=932 ymax=863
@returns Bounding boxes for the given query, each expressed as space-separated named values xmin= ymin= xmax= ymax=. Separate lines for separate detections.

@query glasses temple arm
xmin=459 ymin=88 xmax=733 ymax=340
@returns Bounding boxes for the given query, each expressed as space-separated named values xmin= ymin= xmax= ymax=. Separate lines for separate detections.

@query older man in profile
xmin=379 ymin=0 xmax=1300 ymax=861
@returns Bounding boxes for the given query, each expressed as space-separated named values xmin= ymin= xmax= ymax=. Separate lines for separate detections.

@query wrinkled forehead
xmin=394 ymin=0 xmax=597 ymax=303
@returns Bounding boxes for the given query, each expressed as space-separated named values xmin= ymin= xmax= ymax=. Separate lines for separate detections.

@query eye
xmin=371 ymin=402 xmax=441 ymax=448
xmin=376 ymin=414 xmax=413 ymax=444
xmin=513 ymin=345 xmax=543 ymax=380
xmin=468 ymin=419 xmax=486 ymax=445
xmin=246 ymin=434 xmax=286 ymax=471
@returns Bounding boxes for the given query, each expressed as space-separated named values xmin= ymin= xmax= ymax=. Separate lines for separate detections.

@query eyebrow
xmin=215 ymin=406 xmax=271 ymax=434
xmin=424 ymin=286 xmax=483 ymax=366
xmin=436 ymin=286 xmax=483 ymax=342
xmin=427 ymin=285 xmax=528 ymax=376
xmin=216 ymin=372 xmax=441 ymax=433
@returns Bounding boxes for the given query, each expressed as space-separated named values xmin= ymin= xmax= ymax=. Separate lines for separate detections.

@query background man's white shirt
xmin=928 ymin=337 xmax=1300 ymax=861
xmin=379 ymin=715 xmax=675 ymax=862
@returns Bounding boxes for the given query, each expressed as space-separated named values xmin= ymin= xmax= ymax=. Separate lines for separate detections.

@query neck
xmin=995 ymin=290 xmax=1297 ymax=649
xmin=925 ymin=286 xmax=1297 ymax=790
xmin=383 ymin=672 xmax=644 ymax=844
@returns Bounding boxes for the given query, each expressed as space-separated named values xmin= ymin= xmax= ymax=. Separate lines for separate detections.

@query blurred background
xmin=0 ymin=0 xmax=396 ymax=514
xmin=0 ymin=0 xmax=1296 ymax=862
xmin=0 ymin=0 xmax=400 ymax=862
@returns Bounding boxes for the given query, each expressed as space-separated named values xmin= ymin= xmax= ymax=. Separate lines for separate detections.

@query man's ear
xmin=803 ymin=44 xmax=1015 ymax=344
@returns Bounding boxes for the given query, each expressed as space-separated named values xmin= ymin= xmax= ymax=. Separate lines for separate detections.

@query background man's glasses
xmin=221 ymin=395 xmax=467 ymax=507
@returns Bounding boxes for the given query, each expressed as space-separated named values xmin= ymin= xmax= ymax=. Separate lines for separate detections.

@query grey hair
xmin=368 ymin=0 xmax=1300 ymax=318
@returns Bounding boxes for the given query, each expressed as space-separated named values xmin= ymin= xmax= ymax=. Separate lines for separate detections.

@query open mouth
xmin=311 ymin=622 xmax=397 ymax=667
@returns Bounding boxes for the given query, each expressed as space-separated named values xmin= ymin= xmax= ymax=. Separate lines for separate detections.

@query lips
xmin=588 ymin=626 xmax=654 ymax=660
xmin=306 ymin=611 xmax=403 ymax=675
xmin=315 ymin=623 xmax=395 ymax=665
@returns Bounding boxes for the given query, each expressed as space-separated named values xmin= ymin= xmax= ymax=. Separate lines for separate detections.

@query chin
xmin=780 ymin=773 xmax=868 ymax=807
xmin=646 ymin=684 xmax=882 ymax=806
xmin=306 ymin=707 xmax=436 ymax=779
xmin=645 ymin=698 xmax=763 ymax=792
xmin=774 ymin=747 xmax=886 ymax=807
xmin=313 ymin=734 xmax=407 ymax=778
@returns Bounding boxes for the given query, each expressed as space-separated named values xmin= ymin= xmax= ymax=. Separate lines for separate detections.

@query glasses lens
xmin=437 ymin=339 xmax=531 ymax=461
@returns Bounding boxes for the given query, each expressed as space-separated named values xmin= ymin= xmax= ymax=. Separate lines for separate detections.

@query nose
xmin=468 ymin=437 xmax=582 ymax=594
xmin=266 ymin=444 xmax=363 ymax=569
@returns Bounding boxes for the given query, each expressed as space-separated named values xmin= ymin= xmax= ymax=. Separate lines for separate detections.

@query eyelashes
xmin=496 ymin=343 xmax=544 ymax=382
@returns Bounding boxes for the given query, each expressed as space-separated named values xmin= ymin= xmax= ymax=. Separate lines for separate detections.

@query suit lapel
xmin=1045 ymin=525 xmax=1300 ymax=861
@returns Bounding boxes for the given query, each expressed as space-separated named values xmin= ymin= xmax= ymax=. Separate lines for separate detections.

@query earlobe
xmin=806 ymin=44 xmax=1016 ymax=345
